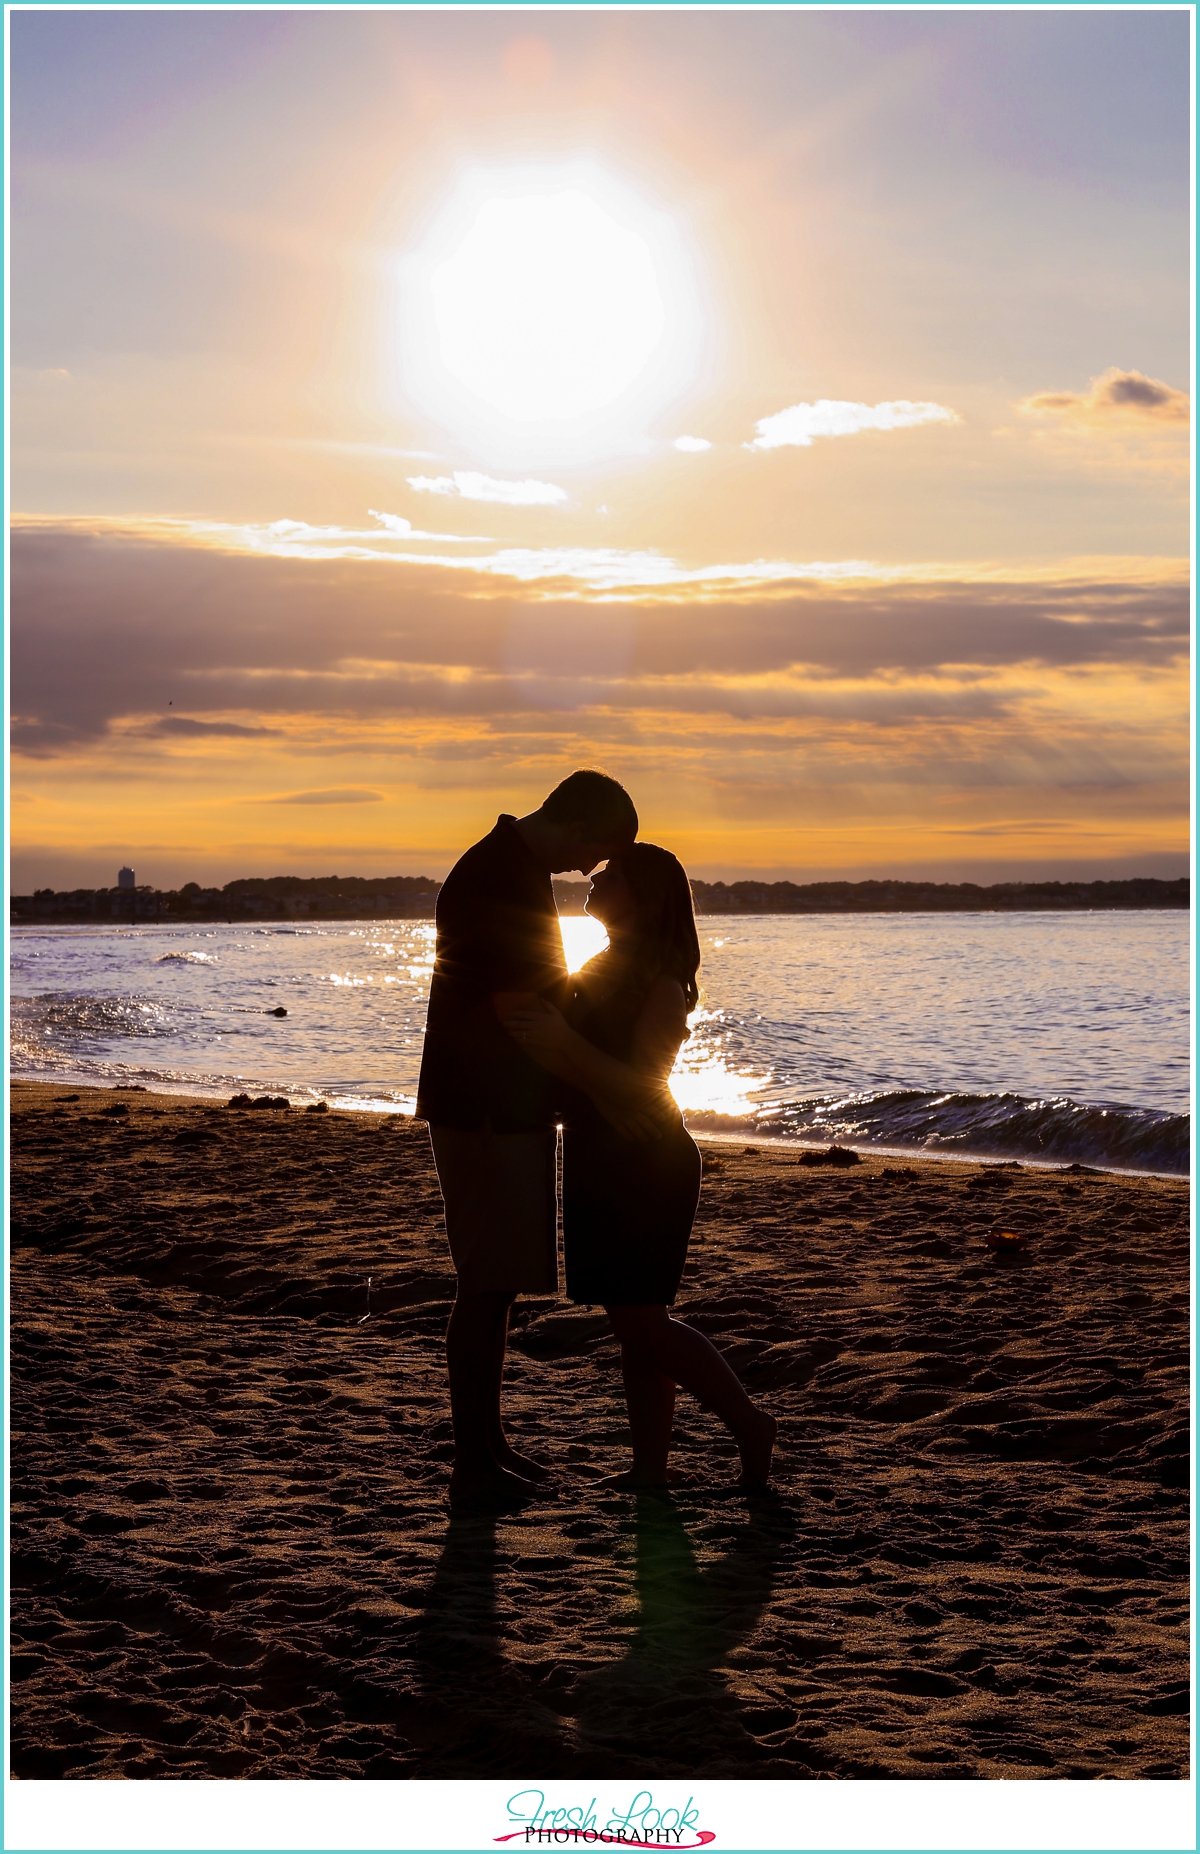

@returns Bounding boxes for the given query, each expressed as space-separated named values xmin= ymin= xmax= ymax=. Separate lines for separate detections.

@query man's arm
xmin=491 ymin=990 xmax=540 ymax=1019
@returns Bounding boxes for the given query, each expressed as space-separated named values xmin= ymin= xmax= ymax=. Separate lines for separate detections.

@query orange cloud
xmin=9 ymin=519 xmax=1188 ymax=887
xmin=10 ymin=519 xmax=1188 ymax=755
xmin=254 ymin=787 xmax=388 ymax=805
xmin=1018 ymin=368 xmax=1189 ymax=427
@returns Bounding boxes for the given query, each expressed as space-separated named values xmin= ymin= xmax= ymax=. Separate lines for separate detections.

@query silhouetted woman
xmin=500 ymin=844 xmax=775 ymax=1488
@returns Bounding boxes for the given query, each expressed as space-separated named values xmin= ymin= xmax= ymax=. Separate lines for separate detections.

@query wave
xmin=8 ymin=1040 xmax=415 ymax=1115
xmin=683 ymin=1086 xmax=1190 ymax=1176
xmin=7 ymin=1024 xmax=287 ymax=1099
xmin=10 ymin=992 xmax=178 ymax=1042
xmin=155 ymin=951 xmax=216 ymax=965
xmin=8 ymin=998 xmax=415 ymax=1111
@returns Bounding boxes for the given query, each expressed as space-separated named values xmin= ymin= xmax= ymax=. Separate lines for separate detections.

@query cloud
xmin=257 ymin=788 xmax=387 ymax=805
xmin=405 ymin=470 xmax=569 ymax=507
xmin=40 ymin=511 xmax=1171 ymax=596
xmin=366 ymin=509 xmax=412 ymax=537
xmin=8 ymin=521 xmax=1187 ymax=757
xmin=256 ymin=511 xmax=490 ymax=546
xmin=9 ymin=520 xmax=1186 ymax=882
xmin=141 ymin=716 xmax=277 ymax=738
xmin=207 ymin=520 xmax=893 ymax=589
xmin=748 ymin=398 xmax=960 ymax=450
xmin=1018 ymin=368 xmax=1190 ymax=426
xmin=58 ymin=510 xmax=1182 ymax=600
xmin=673 ymin=435 xmax=712 ymax=452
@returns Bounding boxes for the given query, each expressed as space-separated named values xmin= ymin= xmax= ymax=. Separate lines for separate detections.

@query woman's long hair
xmin=604 ymin=842 xmax=701 ymax=1011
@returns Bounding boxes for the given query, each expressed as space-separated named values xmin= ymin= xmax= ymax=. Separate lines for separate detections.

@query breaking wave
xmin=685 ymin=1086 xmax=1189 ymax=1176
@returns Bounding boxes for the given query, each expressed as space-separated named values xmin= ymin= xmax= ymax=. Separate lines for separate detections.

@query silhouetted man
xmin=416 ymin=769 xmax=639 ymax=1505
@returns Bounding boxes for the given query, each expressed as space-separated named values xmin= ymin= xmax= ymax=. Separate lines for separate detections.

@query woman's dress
xmin=560 ymin=972 xmax=702 ymax=1307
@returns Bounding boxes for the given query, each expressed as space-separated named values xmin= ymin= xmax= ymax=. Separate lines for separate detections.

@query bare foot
xmin=596 ymin=1469 xmax=672 ymax=1491
xmin=448 ymin=1464 xmax=537 ymax=1511
xmin=493 ymin=1445 xmax=553 ymax=1483
xmin=736 ymin=1410 xmax=777 ymax=1486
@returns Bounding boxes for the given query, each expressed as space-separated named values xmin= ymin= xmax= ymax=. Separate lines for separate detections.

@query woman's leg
xmin=618 ymin=1350 xmax=676 ymax=1484
xmin=606 ymin=1304 xmax=776 ymax=1484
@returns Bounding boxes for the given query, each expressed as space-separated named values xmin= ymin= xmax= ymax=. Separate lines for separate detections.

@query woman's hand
xmin=497 ymin=996 xmax=572 ymax=1057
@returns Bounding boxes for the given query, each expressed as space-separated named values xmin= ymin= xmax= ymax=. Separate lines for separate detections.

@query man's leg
xmin=477 ymin=1123 xmax=555 ymax=1481
xmin=483 ymin=1300 xmax=552 ymax=1481
xmin=432 ymin=1122 xmax=556 ymax=1502
xmin=445 ymin=1288 xmax=533 ymax=1501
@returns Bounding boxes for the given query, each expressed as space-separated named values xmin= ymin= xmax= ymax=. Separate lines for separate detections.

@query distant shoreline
xmin=10 ymin=874 xmax=1188 ymax=924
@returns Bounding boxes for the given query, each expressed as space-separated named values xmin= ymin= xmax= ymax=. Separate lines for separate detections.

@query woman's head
xmin=586 ymin=843 xmax=700 ymax=1010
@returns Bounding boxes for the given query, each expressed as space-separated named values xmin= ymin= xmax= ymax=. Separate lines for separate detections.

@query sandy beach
xmin=9 ymin=1080 xmax=1190 ymax=1781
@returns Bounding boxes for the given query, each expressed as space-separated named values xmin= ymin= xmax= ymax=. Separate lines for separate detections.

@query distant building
xmin=117 ymin=867 xmax=136 ymax=890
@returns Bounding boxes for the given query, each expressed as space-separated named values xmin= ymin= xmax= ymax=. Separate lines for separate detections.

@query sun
xmin=432 ymin=190 xmax=665 ymax=424
xmin=396 ymin=162 xmax=704 ymax=464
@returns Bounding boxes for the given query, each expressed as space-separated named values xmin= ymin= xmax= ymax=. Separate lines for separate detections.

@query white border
xmin=3 ymin=7 xmax=1196 ymax=1854
xmin=2 ymin=1778 xmax=1199 ymax=1853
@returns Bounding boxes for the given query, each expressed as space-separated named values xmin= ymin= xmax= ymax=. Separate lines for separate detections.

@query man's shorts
xmin=429 ymin=1122 xmax=558 ymax=1295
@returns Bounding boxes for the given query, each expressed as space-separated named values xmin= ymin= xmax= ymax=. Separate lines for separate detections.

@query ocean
xmin=9 ymin=910 xmax=1190 ymax=1175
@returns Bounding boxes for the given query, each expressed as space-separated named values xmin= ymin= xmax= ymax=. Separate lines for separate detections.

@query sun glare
xmin=559 ymin=913 xmax=608 ymax=973
xmin=434 ymin=192 xmax=665 ymax=423
xmin=396 ymin=162 xmax=704 ymax=464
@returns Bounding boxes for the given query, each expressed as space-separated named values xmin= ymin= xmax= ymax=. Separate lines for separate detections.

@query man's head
xmin=534 ymin=769 xmax=638 ymax=875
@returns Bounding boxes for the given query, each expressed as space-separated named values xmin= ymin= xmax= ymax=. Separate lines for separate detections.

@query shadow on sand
xmin=568 ymin=1490 xmax=798 ymax=1774
xmin=409 ymin=1508 xmax=568 ymax=1773
xmin=409 ymin=1489 xmax=797 ymax=1777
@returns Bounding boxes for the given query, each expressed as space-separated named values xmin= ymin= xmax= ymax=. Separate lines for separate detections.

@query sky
xmin=9 ymin=7 xmax=1192 ymax=890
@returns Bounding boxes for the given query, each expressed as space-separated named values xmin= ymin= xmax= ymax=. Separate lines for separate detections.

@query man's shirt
xmin=415 ymin=815 xmax=569 ymax=1132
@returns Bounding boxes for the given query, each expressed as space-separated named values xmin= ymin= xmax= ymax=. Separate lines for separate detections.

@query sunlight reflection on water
xmin=671 ymin=1011 xmax=768 ymax=1116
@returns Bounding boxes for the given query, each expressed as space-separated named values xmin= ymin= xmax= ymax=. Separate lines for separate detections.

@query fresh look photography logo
xmin=496 ymin=1791 xmax=714 ymax=1849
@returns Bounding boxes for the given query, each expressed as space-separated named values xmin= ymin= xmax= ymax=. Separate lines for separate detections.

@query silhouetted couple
xmin=415 ymin=769 xmax=775 ymax=1507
